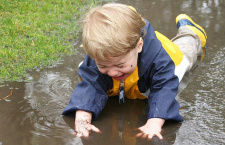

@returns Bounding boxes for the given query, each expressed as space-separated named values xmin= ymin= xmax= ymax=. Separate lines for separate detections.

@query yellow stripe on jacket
xmin=155 ymin=31 xmax=184 ymax=66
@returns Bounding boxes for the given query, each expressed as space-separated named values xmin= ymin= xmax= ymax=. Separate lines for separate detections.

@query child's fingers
xmin=73 ymin=126 xmax=90 ymax=137
xmin=136 ymin=130 xmax=163 ymax=140
xmin=73 ymin=129 xmax=90 ymax=137
xmin=82 ymin=129 xmax=90 ymax=137
xmin=148 ymin=133 xmax=163 ymax=140
xmin=136 ymin=132 xmax=142 ymax=138
xmin=76 ymin=132 xmax=84 ymax=137
xmin=90 ymin=125 xmax=101 ymax=133
xmin=73 ymin=130 xmax=84 ymax=137
xmin=73 ymin=124 xmax=100 ymax=138
xmin=156 ymin=133 xmax=163 ymax=139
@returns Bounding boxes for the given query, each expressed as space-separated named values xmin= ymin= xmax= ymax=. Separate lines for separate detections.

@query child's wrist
xmin=76 ymin=110 xmax=92 ymax=120
xmin=147 ymin=118 xmax=165 ymax=127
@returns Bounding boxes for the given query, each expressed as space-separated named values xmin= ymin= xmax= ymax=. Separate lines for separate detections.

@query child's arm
xmin=63 ymin=55 xmax=109 ymax=120
xmin=74 ymin=110 xmax=101 ymax=137
xmin=136 ymin=118 xmax=165 ymax=139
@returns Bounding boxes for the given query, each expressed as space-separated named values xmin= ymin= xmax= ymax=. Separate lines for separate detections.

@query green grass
xmin=0 ymin=0 xmax=101 ymax=81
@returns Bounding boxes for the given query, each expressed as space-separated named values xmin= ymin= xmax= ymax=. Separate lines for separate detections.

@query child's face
xmin=95 ymin=38 xmax=143 ymax=81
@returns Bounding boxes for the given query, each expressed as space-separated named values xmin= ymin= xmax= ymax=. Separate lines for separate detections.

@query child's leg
xmin=171 ymin=26 xmax=202 ymax=71
xmin=172 ymin=14 xmax=207 ymax=71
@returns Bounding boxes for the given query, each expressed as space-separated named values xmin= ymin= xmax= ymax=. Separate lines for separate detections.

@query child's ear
xmin=137 ymin=37 xmax=143 ymax=53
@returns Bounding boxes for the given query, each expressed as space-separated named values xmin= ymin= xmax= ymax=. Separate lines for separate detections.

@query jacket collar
xmin=138 ymin=20 xmax=162 ymax=77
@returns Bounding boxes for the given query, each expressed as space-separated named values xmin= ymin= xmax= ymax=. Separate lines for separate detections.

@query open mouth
xmin=113 ymin=74 xmax=126 ymax=80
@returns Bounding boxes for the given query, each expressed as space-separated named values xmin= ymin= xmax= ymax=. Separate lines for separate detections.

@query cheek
xmin=122 ymin=65 xmax=136 ymax=74
xmin=127 ymin=62 xmax=137 ymax=73
xmin=130 ymin=66 xmax=136 ymax=73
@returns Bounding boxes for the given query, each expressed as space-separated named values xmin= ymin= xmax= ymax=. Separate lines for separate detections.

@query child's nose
xmin=107 ymin=69 xmax=118 ymax=77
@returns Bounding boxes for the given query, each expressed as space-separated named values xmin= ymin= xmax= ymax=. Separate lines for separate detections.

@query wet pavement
xmin=0 ymin=0 xmax=224 ymax=145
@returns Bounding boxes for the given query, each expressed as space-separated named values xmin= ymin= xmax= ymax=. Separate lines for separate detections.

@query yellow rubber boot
xmin=176 ymin=14 xmax=207 ymax=48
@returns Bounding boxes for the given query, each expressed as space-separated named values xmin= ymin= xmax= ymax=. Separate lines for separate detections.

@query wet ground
xmin=0 ymin=0 xmax=224 ymax=145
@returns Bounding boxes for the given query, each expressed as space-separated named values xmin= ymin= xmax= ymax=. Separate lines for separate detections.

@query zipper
xmin=119 ymin=80 xmax=125 ymax=104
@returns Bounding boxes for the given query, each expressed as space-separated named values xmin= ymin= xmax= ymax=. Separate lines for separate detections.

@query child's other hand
xmin=136 ymin=118 xmax=165 ymax=140
xmin=74 ymin=110 xmax=101 ymax=137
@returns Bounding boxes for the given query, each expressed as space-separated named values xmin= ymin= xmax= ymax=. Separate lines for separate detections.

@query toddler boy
xmin=63 ymin=3 xmax=207 ymax=140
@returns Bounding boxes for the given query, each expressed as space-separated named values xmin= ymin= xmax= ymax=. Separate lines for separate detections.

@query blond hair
xmin=82 ymin=3 xmax=146 ymax=61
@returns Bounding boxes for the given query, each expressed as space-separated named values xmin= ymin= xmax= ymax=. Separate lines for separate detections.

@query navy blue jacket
xmin=62 ymin=20 xmax=183 ymax=122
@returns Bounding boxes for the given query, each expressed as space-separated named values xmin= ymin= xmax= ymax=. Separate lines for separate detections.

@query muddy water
xmin=0 ymin=0 xmax=224 ymax=145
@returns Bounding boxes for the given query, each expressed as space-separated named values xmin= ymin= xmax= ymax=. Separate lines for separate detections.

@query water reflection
xmin=0 ymin=0 xmax=225 ymax=144
xmin=63 ymin=98 xmax=181 ymax=145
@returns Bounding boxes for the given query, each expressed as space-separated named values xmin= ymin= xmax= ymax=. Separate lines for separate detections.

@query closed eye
xmin=98 ymin=65 xmax=106 ymax=68
xmin=117 ymin=65 xmax=124 ymax=68
xmin=97 ymin=65 xmax=106 ymax=68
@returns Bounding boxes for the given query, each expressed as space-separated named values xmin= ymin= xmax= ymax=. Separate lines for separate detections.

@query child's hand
xmin=74 ymin=110 xmax=101 ymax=137
xmin=136 ymin=118 xmax=165 ymax=140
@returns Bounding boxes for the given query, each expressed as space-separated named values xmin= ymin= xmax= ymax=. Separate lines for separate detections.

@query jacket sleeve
xmin=62 ymin=55 xmax=110 ymax=120
xmin=147 ymin=47 xmax=183 ymax=122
